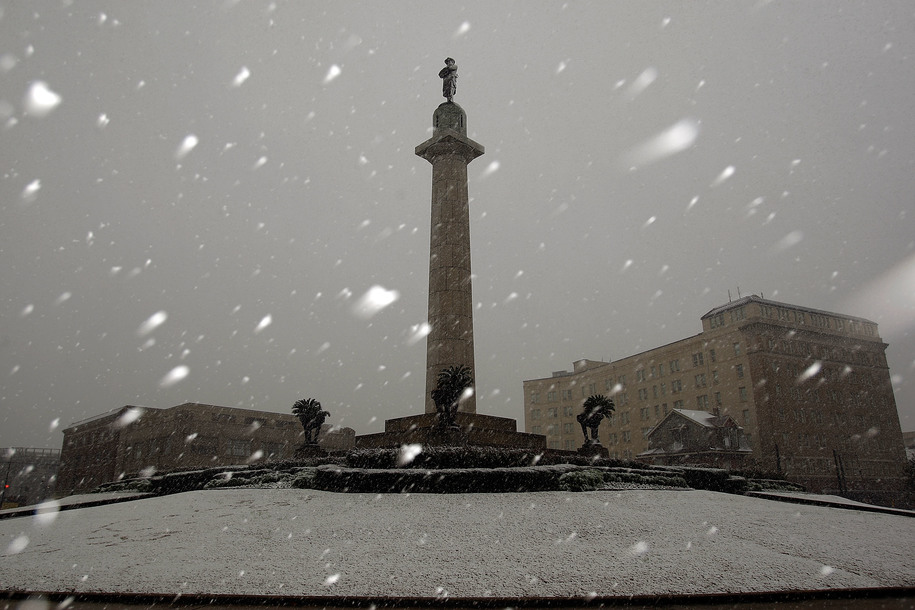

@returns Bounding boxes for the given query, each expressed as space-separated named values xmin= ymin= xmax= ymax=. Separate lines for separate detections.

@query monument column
xmin=415 ymin=61 xmax=484 ymax=414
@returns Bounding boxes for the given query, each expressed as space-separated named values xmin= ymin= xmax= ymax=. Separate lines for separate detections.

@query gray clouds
xmin=1 ymin=1 xmax=914 ymax=449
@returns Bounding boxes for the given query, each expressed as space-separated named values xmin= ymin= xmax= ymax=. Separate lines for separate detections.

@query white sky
xmin=1 ymin=1 xmax=914 ymax=448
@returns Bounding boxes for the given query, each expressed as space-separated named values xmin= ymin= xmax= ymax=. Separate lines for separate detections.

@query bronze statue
xmin=577 ymin=394 xmax=615 ymax=445
xmin=439 ymin=57 xmax=458 ymax=102
xmin=292 ymin=398 xmax=329 ymax=445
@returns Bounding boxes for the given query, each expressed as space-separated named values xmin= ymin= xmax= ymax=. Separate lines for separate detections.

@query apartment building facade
xmin=523 ymin=296 xmax=907 ymax=494
xmin=57 ymin=402 xmax=355 ymax=495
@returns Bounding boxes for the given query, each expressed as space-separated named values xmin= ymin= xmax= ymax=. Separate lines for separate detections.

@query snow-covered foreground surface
xmin=1 ymin=489 xmax=913 ymax=597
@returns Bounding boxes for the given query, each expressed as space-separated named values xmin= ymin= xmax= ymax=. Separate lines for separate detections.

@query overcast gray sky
xmin=2 ymin=1 xmax=914 ymax=450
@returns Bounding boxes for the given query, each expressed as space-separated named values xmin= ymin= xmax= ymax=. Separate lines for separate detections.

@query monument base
xmin=355 ymin=412 xmax=545 ymax=451
xmin=294 ymin=444 xmax=328 ymax=459
xmin=578 ymin=443 xmax=610 ymax=459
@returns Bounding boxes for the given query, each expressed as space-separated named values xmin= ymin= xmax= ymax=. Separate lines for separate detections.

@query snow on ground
xmin=1 ymin=489 xmax=913 ymax=597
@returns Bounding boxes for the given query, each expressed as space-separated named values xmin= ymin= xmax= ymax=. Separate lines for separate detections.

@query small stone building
xmin=57 ymin=402 xmax=354 ymax=496
xmin=637 ymin=409 xmax=753 ymax=470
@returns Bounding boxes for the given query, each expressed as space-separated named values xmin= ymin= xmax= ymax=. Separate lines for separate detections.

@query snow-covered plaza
xmin=2 ymin=488 xmax=913 ymax=598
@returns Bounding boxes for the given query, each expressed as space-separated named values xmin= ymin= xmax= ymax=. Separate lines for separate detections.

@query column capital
xmin=415 ymin=129 xmax=485 ymax=164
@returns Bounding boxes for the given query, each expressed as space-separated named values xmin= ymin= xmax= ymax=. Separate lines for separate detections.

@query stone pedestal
xmin=355 ymin=412 xmax=545 ymax=451
xmin=416 ymin=102 xmax=484 ymax=414
xmin=293 ymin=444 xmax=328 ymax=459
xmin=578 ymin=443 xmax=610 ymax=459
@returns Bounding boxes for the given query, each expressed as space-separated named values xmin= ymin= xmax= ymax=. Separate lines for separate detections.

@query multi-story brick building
xmin=57 ymin=402 xmax=354 ymax=495
xmin=1 ymin=447 xmax=60 ymax=508
xmin=523 ymin=296 xmax=907 ymax=495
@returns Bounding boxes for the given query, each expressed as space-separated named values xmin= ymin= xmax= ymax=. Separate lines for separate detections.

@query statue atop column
xmin=439 ymin=57 xmax=458 ymax=102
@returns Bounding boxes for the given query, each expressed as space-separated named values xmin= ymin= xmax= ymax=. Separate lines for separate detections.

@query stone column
xmin=416 ymin=102 xmax=484 ymax=414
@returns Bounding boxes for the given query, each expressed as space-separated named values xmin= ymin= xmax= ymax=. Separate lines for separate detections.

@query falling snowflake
xmin=24 ymin=81 xmax=62 ymax=117
xmin=323 ymin=573 xmax=341 ymax=586
xmin=21 ymin=179 xmax=41 ymax=202
xmin=797 ymin=361 xmax=822 ymax=383
xmin=137 ymin=311 xmax=168 ymax=336
xmin=3 ymin=535 xmax=29 ymax=556
xmin=629 ymin=541 xmax=649 ymax=556
xmin=398 ymin=443 xmax=423 ymax=466
xmin=175 ymin=134 xmax=199 ymax=159
xmin=159 ymin=365 xmax=189 ymax=388
xmin=33 ymin=500 xmax=61 ymax=527
xmin=323 ymin=65 xmax=342 ymax=84
xmin=406 ymin=322 xmax=431 ymax=345
xmin=232 ymin=66 xmax=251 ymax=87
xmin=624 ymin=118 xmax=699 ymax=167
xmin=352 ymin=285 xmax=400 ymax=319
xmin=711 ymin=165 xmax=735 ymax=187
xmin=114 ymin=407 xmax=145 ymax=428
xmin=254 ymin=314 xmax=273 ymax=333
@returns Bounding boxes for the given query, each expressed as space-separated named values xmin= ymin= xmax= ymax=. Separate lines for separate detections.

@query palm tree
xmin=292 ymin=398 xmax=329 ymax=445
xmin=577 ymin=394 xmax=615 ymax=444
xmin=431 ymin=365 xmax=473 ymax=428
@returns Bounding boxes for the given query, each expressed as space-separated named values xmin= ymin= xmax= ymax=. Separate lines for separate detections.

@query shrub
xmin=559 ymin=470 xmax=605 ymax=492
xmin=290 ymin=468 xmax=318 ymax=489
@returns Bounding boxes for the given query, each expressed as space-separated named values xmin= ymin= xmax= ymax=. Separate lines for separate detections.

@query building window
xmin=658 ymin=363 xmax=665 ymax=377
xmin=563 ymin=423 xmax=573 ymax=434
xmin=640 ymin=407 xmax=650 ymax=420
xmin=692 ymin=352 xmax=704 ymax=367
xmin=697 ymin=395 xmax=709 ymax=409
xmin=636 ymin=369 xmax=646 ymax=382
xmin=709 ymin=349 xmax=716 ymax=363
xmin=671 ymin=379 xmax=682 ymax=393
xmin=670 ymin=359 xmax=680 ymax=372
xmin=660 ymin=383 xmax=666 ymax=396
xmin=227 ymin=439 xmax=251 ymax=457
xmin=694 ymin=374 xmax=707 ymax=388
xmin=532 ymin=426 xmax=542 ymax=434
xmin=742 ymin=409 xmax=750 ymax=425
xmin=652 ymin=385 xmax=659 ymax=399
xmin=531 ymin=409 xmax=541 ymax=420
xmin=638 ymin=388 xmax=649 ymax=401
xmin=530 ymin=391 xmax=540 ymax=404
xmin=654 ymin=405 xmax=661 ymax=419
xmin=730 ymin=307 xmax=746 ymax=322
xmin=715 ymin=392 xmax=722 ymax=406
xmin=733 ymin=342 xmax=741 ymax=356
xmin=563 ymin=405 xmax=574 ymax=417
xmin=673 ymin=400 xmax=684 ymax=409
xmin=192 ymin=436 xmax=218 ymax=456
xmin=712 ymin=370 xmax=719 ymax=384
xmin=548 ymin=407 xmax=558 ymax=418
xmin=739 ymin=387 xmax=748 ymax=402
xmin=263 ymin=442 xmax=285 ymax=458
xmin=622 ymin=431 xmax=631 ymax=443
xmin=735 ymin=364 xmax=744 ymax=379
xmin=547 ymin=391 xmax=556 ymax=402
